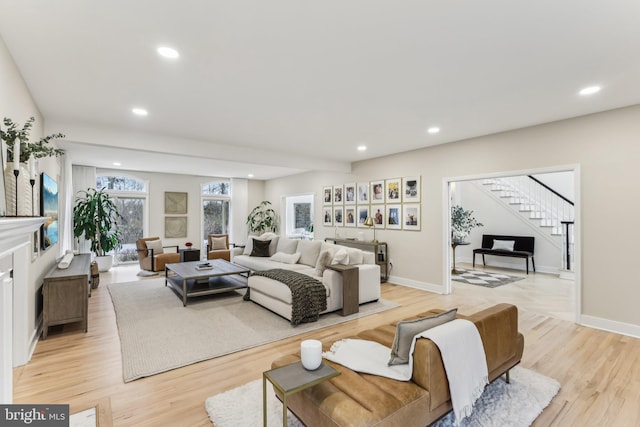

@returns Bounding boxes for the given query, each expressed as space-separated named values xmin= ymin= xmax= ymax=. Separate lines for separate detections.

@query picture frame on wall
xmin=403 ymin=176 xmax=421 ymax=202
xmin=403 ymin=204 xmax=421 ymax=231
xmin=165 ymin=191 xmax=188 ymax=214
xmin=386 ymin=204 xmax=402 ymax=229
xmin=333 ymin=185 xmax=343 ymax=204
xmin=370 ymin=180 xmax=384 ymax=204
xmin=323 ymin=207 xmax=333 ymax=226
xmin=386 ymin=178 xmax=402 ymax=204
xmin=357 ymin=182 xmax=369 ymax=204
xmin=357 ymin=205 xmax=370 ymax=227
xmin=333 ymin=206 xmax=344 ymax=226
xmin=344 ymin=182 xmax=356 ymax=204
xmin=371 ymin=206 xmax=385 ymax=228
xmin=165 ymin=216 xmax=187 ymax=238
xmin=344 ymin=206 xmax=356 ymax=227
xmin=323 ymin=186 xmax=333 ymax=206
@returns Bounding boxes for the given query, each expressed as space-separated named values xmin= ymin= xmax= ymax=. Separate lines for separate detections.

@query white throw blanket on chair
xmin=323 ymin=319 xmax=488 ymax=425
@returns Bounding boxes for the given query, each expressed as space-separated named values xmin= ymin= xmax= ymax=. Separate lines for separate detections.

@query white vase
xmin=3 ymin=162 xmax=37 ymax=216
xmin=300 ymin=339 xmax=322 ymax=370
xmin=94 ymin=255 xmax=113 ymax=272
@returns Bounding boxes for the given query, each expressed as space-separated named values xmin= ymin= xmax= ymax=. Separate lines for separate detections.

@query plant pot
xmin=94 ymin=255 xmax=113 ymax=272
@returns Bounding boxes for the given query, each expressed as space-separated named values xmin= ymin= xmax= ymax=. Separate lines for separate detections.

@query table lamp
xmin=364 ymin=217 xmax=376 ymax=242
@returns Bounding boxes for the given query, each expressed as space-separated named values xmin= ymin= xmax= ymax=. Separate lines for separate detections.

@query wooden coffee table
xmin=165 ymin=259 xmax=250 ymax=306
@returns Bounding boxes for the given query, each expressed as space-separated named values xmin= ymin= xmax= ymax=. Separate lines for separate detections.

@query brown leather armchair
xmin=206 ymin=234 xmax=231 ymax=262
xmin=136 ymin=237 xmax=180 ymax=272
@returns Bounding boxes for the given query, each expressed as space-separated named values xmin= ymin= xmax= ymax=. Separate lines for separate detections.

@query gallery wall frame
xmin=333 ymin=206 xmax=344 ymax=226
xmin=357 ymin=182 xmax=369 ymax=204
xmin=370 ymin=180 xmax=384 ymax=204
xmin=322 ymin=207 xmax=333 ymax=226
xmin=386 ymin=204 xmax=402 ymax=229
xmin=403 ymin=176 xmax=421 ymax=202
xmin=344 ymin=206 xmax=356 ymax=227
xmin=165 ymin=191 xmax=188 ymax=214
xmin=344 ymin=182 xmax=356 ymax=205
xmin=385 ymin=178 xmax=402 ymax=204
xmin=357 ymin=205 xmax=370 ymax=227
xmin=402 ymin=204 xmax=421 ymax=231
xmin=323 ymin=187 xmax=332 ymax=206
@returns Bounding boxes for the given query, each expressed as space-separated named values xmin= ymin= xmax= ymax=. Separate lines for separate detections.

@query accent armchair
xmin=206 ymin=234 xmax=232 ymax=262
xmin=136 ymin=237 xmax=180 ymax=272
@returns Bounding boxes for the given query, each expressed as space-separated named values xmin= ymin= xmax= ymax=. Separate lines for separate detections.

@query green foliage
xmin=246 ymin=201 xmax=278 ymax=234
xmin=1 ymin=117 xmax=65 ymax=162
xmin=73 ymin=188 xmax=123 ymax=257
xmin=451 ymin=205 xmax=484 ymax=235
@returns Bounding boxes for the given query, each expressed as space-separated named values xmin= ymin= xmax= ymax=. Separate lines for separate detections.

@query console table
xmin=324 ymin=238 xmax=388 ymax=282
xmin=42 ymin=253 xmax=91 ymax=339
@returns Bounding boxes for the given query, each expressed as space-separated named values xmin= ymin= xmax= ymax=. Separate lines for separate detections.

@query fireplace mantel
xmin=0 ymin=217 xmax=47 ymax=242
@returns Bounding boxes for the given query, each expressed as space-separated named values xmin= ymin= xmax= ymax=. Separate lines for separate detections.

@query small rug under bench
xmin=452 ymin=268 xmax=525 ymax=288
xmin=205 ymin=366 xmax=560 ymax=427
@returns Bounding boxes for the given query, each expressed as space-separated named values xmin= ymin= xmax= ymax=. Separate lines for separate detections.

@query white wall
xmin=266 ymin=105 xmax=640 ymax=333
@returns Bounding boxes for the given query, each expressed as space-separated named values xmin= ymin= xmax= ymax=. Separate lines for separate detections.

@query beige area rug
xmin=206 ymin=366 xmax=560 ymax=427
xmin=108 ymin=279 xmax=399 ymax=382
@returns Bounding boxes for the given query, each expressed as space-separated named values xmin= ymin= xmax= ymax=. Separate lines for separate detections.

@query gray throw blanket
xmin=245 ymin=269 xmax=327 ymax=325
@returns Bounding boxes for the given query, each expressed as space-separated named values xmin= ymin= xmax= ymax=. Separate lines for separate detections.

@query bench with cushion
xmin=473 ymin=234 xmax=535 ymax=274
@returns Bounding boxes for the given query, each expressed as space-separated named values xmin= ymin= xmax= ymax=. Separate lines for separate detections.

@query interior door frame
xmin=442 ymin=163 xmax=581 ymax=323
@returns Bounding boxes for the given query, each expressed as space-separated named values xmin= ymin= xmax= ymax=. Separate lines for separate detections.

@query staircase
xmin=479 ymin=175 xmax=575 ymax=275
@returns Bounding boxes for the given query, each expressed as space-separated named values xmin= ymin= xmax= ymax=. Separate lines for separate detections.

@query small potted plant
xmin=451 ymin=205 xmax=483 ymax=243
xmin=72 ymin=188 xmax=123 ymax=271
xmin=246 ymin=200 xmax=278 ymax=235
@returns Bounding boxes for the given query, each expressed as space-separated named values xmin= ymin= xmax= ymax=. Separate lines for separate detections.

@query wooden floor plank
xmin=13 ymin=263 xmax=640 ymax=426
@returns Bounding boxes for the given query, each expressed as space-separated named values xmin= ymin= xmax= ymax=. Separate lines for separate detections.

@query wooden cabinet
xmin=42 ymin=253 xmax=91 ymax=339
xmin=324 ymin=238 xmax=389 ymax=282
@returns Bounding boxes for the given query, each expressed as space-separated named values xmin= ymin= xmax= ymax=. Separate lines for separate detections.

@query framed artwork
xmin=357 ymin=205 xmax=370 ymax=227
xmin=40 ymin=172 xmax=58 ymax=251
xmin=403 ymin=204 xmax=421 ymax=231
xmin=403 ymin=176 xmax=421 ymax=202
xmin=333 ymin=185 xmax=343 ymax=205
xmin=386 ymin=178 xmax=402 ymax=204
xmin=371 ymin=206 xmax=385 ymax=229
xmin=344 ymin=206 xmax=356 ymax=227
xmin=333 ymin=206 xmax=344 ymax=226
xmin=386 ymin=204 xmax=402 ymax=230
xmin=165 ymin=216 xmax=187 ymax=238
xmin=344 ymin=182 xmax=356 ymax=204
xmin=357 ymin=182 xmax=369 ymax=204
xmin=165 ymin=191 xmax=188 ymax=214
xmin=322 ymin=207 xmax=333 ymax=226
xmin=323 ymin=186 xmax=333 ymax=206
xmin=370 ymin=180 xmax=384 ymax=204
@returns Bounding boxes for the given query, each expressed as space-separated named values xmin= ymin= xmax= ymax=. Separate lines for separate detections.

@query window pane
xmin=97 ymin=175 xmax=146 ymax=192
xmin=203 ymin=200 xmax=229 ymax=241
xmin=202 ymin=181 xmax=231 ymax=196
xmin=115 ymin=197 xmax=145 ymax=263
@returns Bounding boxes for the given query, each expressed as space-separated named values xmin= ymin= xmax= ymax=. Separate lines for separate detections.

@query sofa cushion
xmin=145 ymin=239 xmax=164 ymax=255
xmin=276 ymin=238 xmax=299 ymax=254
xmin=271 ymin=251 xmax=301 ymax=264
xmin=388 ymin=308 xmax=458 ymax=365
xmin=331 ymin=247 xmax=349 ymax=265
xmin=315 ymin=250 xmax=332 ymax=276
xmin=250 ymin=239 xmax=271 ymax=257
xmin=297 ymin=240 xmax=322 ymax=267
xmin=346 ymin=247 xmax=364 ymax=265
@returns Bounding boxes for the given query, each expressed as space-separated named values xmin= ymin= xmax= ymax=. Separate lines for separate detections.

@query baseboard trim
xmin=387 ymin=275 xmax=444 ymax=293
xmin=580 ymin=315 xmax=640 ymax=339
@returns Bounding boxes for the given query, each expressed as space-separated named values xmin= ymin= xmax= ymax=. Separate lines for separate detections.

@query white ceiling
xmin=1 ymin=1 xmax=639 ymax=179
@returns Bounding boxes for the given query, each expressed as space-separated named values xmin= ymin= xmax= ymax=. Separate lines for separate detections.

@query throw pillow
xmin=388 ymin=308 xmax=458 ymax=366
xmin=331 ymin=248 xmax=349 ymax=265
xmin=250 ymin=239 xmax=271 ymax=257
xmin=211 ymin=236 xmax=227 ymax=250
xmin=271 ymin=251 xmax=301 ymax=264
xmin=297 ymin=240 xmax=323 ymax=266
xmin=315 ymin=250 xmax=332 ymax=276
xmin=276 ymin=238 xmax=299 ymax=254
xmin=346 ymin=248 xmax=364 ymax=265
xmin=145 ymin=239 xmax=164 ymax=255
xmin=492 ymin=240 xmax=515 ymax=251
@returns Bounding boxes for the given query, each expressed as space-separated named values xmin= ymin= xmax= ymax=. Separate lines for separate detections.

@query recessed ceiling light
xmin=579 ymin=86 xmax=601 ymax=96
xmin=357 ymin=145 xmax=367 ymax=152
xmin=132 ymin=108 xmax=148 ymax=116
xmin=113 ymin=162 xmax=121 ymax=166
xmin=427 ymin=127 xmax=440 ymax=134
xmin=157 ymin=46 xmax=179 ymax=59
xmin=248 ymin=173 xmax=254 ymax=178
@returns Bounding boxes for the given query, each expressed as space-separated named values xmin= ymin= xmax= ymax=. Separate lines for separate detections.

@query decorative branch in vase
xmin=451 ymin=205 xmax=483 ymax=243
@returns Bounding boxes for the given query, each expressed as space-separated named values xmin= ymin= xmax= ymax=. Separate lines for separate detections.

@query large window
xmin=97 ymin=175 xmax=148 ymax=264
xmin=202 ymin=180 xmax=231 ymax=244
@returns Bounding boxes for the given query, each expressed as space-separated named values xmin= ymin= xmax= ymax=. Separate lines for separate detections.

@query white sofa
xmin=232 ymin=233 xmax=380 ymax=321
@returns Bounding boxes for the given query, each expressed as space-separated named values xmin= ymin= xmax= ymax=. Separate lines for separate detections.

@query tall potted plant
xmin=73 ymin=188 xmax=123 ymax=271
xmin=451 ymin=205 xmax=483 ymax=243
xmin=246 ymin=200 xmax=278 ymax=235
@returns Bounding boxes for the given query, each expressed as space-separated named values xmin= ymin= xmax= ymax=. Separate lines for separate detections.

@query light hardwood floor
xmin=13 ymin=264 xmax=640 ymax=426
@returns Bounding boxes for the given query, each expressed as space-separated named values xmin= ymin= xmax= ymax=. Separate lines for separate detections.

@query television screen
xmin=40 ymin=172 xmax=59 ymax=250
